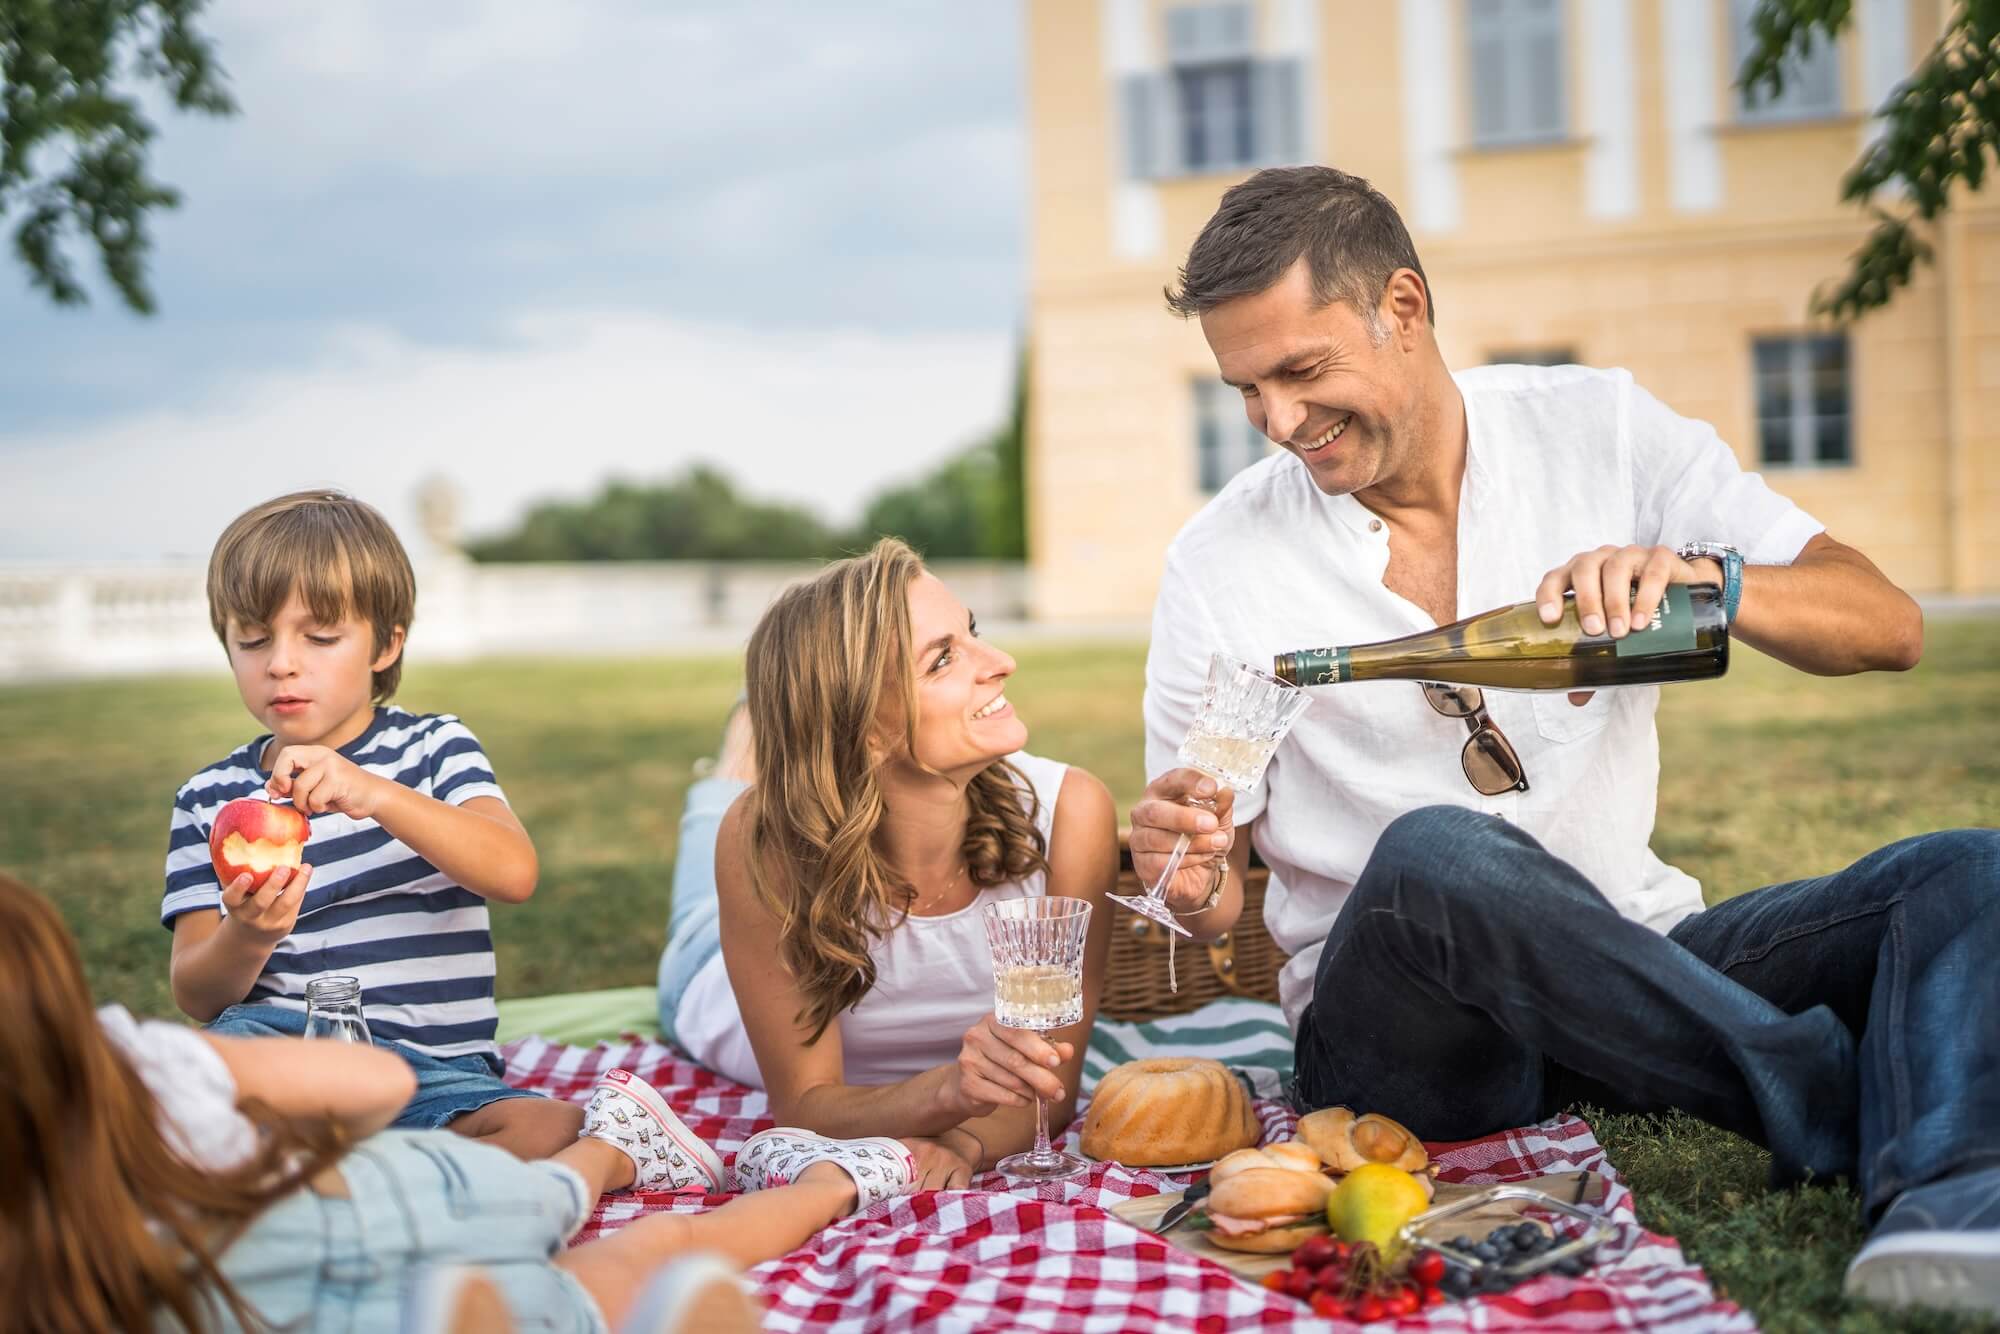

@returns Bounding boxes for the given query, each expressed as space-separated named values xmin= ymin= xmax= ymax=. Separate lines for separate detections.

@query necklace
xmin=911 ymin=859 xmax=970 ymax=914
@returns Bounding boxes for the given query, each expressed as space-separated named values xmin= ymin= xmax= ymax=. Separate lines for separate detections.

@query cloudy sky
xmin=0 ymin=1 xmax=1024 ymax=561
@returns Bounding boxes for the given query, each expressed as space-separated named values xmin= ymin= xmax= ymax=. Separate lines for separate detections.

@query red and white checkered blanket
xmin=503 ymin=1035 xmax=1753 ymax=1332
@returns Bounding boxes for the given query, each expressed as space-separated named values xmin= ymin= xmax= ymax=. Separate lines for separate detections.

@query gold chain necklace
xmin=912 ymin=859 xmax=970 ymax=913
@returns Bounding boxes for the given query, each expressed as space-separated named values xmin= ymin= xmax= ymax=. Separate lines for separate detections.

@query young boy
xmin=162 ymin=489 xmax=583 ymax=1158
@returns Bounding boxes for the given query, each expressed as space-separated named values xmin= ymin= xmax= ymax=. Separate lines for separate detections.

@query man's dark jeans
xmin=1292 ymin=807 xmax=2000 ymax=1218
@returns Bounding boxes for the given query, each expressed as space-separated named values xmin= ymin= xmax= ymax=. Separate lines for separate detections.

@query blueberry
xmin=1441 ymin=1269 xmax=1473 ymax=1299
xmin=1450 ymin=1234 xmax=1477 ymax=1252
xmin=1556 ymin=1255 xmax=1591 ymax=1277
xmin=1473 ymin=1243 xmax=1501 ymax=1263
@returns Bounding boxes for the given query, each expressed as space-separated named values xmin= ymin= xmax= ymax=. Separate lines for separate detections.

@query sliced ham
xmin=1208 ymin=1211 xmax=1309 ymax=1236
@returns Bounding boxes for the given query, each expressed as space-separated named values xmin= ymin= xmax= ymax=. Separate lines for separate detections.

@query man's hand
xmin=220 ymin=862 xmax=312 ymax=942
xmin=1130 ymin=767 xmax=1235 ymax=912
xmin=268 ymin=745 xmax=385 ymax=819
xmin=900 ymin=1136 xmax=976 ymax=1191
xmin=1535 ymin=545 xmax=1721 ymax=706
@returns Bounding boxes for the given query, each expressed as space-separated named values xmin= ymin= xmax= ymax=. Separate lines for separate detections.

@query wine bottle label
xmin=1278 ymin=648 xmax=1350 ymax=685
xmin=1614 ymin=584 xmax=1698 ymax=658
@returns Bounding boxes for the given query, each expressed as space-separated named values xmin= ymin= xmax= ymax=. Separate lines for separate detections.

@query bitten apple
xmin=210 ymin=797 xmax=311 ymax=891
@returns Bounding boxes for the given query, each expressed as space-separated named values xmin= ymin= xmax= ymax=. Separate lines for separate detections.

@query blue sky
xmin=0 ymin=1 xmax=1024 ymax=560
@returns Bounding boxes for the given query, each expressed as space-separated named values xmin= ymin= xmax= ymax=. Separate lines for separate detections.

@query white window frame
xmin=1464 ymin=0 xmax=1569 ymax=148
xmin=1752 ymin=334 xmax=1852 ymax=469
xmin=1732 ymin=0 xmax=1843 ymax=123
xmin=1194 ymin=379 xmax=1270 ymax=492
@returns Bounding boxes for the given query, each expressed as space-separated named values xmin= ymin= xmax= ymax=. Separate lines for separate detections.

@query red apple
xmin=210 ymin=797 xmax=310 ymax=891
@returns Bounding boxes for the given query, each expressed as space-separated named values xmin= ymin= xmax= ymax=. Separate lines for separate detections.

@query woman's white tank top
xmin=675 ymin=752 xmax=1068 ymax=1090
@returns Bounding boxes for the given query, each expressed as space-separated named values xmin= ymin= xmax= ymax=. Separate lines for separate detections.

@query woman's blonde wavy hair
xmin=744 ymin=537 xmax=1049 ymax=1042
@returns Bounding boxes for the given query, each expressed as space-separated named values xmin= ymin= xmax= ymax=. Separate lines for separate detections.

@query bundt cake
xmin=1080 ymin=1057 xmax=1261 ymax=1166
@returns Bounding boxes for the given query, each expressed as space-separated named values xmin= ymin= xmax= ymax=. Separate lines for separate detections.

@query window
xmin=1465 ymin=0 xmax=1567 ymax=147
xmin=1119 ymin=3 xmax=1302 ymax=179
xmin=1732 ymin=0 xmax=1841 ymax=121
xmin=1485 ymin=346 xmax=1575 ymax=366
xmin=1195 ymin=379 xmax=1270 ymax=491
xmin=1753 ymin=334 xmax=1851 ymax=466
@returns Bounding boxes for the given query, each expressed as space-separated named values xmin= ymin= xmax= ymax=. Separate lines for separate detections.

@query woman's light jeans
xmin=656 ymin=777 xmax=750 ymax=1046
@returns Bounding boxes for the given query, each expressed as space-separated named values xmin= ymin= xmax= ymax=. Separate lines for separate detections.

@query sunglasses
xmin=1422 ymin=683 xmax=1530 ymax=796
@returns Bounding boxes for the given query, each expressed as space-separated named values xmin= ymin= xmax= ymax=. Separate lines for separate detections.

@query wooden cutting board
xmin=1108 ymin=1171 xmax=1605 ymax=1282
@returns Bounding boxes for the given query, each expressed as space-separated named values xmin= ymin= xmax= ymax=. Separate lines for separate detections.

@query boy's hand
xmin=268 ymin=745 xmax=386 ymax=819
xmin=221 ymin=863 xmax=312 ymax=942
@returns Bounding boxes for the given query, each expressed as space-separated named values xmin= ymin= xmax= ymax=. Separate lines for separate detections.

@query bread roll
xmin=1298 ymin=1107 xmax=1429 ymax=1174
xmin=1208 ymin=1166 xmax=1336 ymax=1218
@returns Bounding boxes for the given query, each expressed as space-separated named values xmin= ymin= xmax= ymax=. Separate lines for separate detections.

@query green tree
xmin=465 ymin=467 xmax=846 ymax=562
xmin=1742 ymin=0 xmax=1999 ymax=319
xmin=858 ymin=348 xmax=1029 ymax=560
xmin=1 ymin=0 xmax=234 ymax=313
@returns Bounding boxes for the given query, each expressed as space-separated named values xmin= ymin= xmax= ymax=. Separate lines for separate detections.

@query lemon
xmin=1325 ymin=1163 xmax=1432 ymax=1255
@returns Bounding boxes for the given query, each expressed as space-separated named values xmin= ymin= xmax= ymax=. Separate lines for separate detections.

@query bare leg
xmin=549 ymin=1134 xmax=637 ymax=1202
xmin=556 ymin=1162 xmax=856 ymax=1328
xmin=450 ymin=1097 xmax=586 ymax=1160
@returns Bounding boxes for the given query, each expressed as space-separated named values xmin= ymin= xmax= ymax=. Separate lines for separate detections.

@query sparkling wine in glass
xmin=1110 ymin=652 xmax=1311 ymax=936
xmin=302 ymin=975 xmax=372 ymax=1043
xmin=982 ymin=896 xmax=1093 ymax=1181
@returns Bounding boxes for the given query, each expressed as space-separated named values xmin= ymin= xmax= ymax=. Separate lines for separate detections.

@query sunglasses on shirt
xmin=1422 ymin=683 xmax=1531 ymax=796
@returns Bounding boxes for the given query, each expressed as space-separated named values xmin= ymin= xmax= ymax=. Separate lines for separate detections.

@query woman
xmin=658 ymin=539 xmax=1119 ymax=1176
xmin=0 ymin=872 xmax=955 ymax=1334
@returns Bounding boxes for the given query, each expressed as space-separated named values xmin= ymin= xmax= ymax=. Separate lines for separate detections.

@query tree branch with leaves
xmin=1 ymin=0 xmax=234 ymax=313
xmin=1741 ymin=0 xmax=2000 ymax=320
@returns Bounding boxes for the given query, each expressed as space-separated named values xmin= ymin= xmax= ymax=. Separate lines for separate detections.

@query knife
xmin=1156 ymin=1180 xmax=1211 ymax=1235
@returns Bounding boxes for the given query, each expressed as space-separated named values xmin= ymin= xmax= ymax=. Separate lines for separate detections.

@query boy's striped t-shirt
xmin=162 ymin=707 xmax=510 ymax=1067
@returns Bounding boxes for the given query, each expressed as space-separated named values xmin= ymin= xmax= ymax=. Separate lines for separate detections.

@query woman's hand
xmin=948 ymin=1013 xmax=1072 ymax=1114
xmin=901 ymin=1136 xmax=977 ymax=1190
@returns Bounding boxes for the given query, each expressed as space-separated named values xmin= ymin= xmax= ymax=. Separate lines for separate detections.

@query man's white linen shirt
xmin=1144 ymin=364 xmax=1826 ymax=1030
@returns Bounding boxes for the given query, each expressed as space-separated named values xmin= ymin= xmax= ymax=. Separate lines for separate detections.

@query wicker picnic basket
xmin=1100 ymin=829 xmax=1285 ymax=1021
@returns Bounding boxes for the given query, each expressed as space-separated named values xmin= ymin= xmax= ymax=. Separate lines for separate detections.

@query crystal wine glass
xmin=1110 ymin=652 xmax=1311 ymax=936
xmin=982 ymin=896 xmax=1093 ymax=1181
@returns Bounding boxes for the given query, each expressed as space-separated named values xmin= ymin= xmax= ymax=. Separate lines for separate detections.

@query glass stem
xmin=1031 ymin=1026 xmax=1054 ymax=1159
xmin=1148 ymin=832 xmax=1193 ymax=901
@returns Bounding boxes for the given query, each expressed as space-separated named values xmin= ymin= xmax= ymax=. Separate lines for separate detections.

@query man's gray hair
xmin=1164 ymin=166 xmax=1436 ymax=333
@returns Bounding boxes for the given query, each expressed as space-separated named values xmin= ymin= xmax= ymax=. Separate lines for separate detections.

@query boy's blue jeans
xmin=1293 ymin=806 xmax=2000 ymax=1220
xmin=206 ymin=1003 xmax=544 ymax=1129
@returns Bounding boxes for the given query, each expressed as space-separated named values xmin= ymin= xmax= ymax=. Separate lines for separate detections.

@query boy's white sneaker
xmin=1846 ymin=1165 xmax=2000 ymax=1316
xmin=730 ymin=1127 xmax=918 ymax=1214
xmin=580 ymin=1068 xmax=726 ymax=1194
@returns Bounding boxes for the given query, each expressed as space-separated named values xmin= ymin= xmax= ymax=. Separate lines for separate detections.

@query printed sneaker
xmin=580 ymin=1069 xmax=727 ymax=1194
xmin=730 ymin=1127 xmax=918 ymax=1214
xmin=1846 ymin=1165 xmax=2000 ymax=1316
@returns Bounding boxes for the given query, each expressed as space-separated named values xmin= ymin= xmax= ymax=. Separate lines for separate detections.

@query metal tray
xmin=1396 ymin=1183 xmax=1614 ymax=1281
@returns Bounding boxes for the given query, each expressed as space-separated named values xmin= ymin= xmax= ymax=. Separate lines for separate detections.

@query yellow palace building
xmin=1024 ymin=0 xmax=1997 ymax=621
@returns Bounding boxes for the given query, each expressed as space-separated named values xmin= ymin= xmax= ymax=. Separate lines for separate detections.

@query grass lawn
xmin=3 ymin=617 xmax=1997 ymax=1331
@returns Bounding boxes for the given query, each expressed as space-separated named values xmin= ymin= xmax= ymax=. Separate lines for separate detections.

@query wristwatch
xmin=1676 ymin=541 xmax=1743 ymax=623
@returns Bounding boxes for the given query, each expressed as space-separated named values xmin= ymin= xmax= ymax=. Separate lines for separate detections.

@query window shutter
xmin=1466 ymin=4 xmax=1511 ymax=145
xmin=1520 ymin=0 xmax=1565 ymax=139
xmin=1252 ymin=57 xmax=1303 ymax=163
xmin=1121 ymin=73 xmax=1173 ymax=179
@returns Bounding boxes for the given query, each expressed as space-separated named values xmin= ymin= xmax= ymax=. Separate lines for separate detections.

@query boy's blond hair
xmin=207 ymin=491 xmax=417 ymax=703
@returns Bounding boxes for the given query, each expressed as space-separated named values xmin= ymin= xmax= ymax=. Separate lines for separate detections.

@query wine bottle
xmin=1271 ymin=583 xmax=1729 ymax=692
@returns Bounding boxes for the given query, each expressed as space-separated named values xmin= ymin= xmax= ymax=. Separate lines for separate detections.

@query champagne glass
xmin=982 ymin=896 xmax=1093 ymax=1181
xmin=302 ymin=975 xmax=372 ymax=1043
xmin=1111 ymin=652 xmax=1311 ymax=936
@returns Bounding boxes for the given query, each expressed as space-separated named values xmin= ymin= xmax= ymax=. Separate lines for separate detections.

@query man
xmin=1130 ymin=166 xmax=1997 ymax=1317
